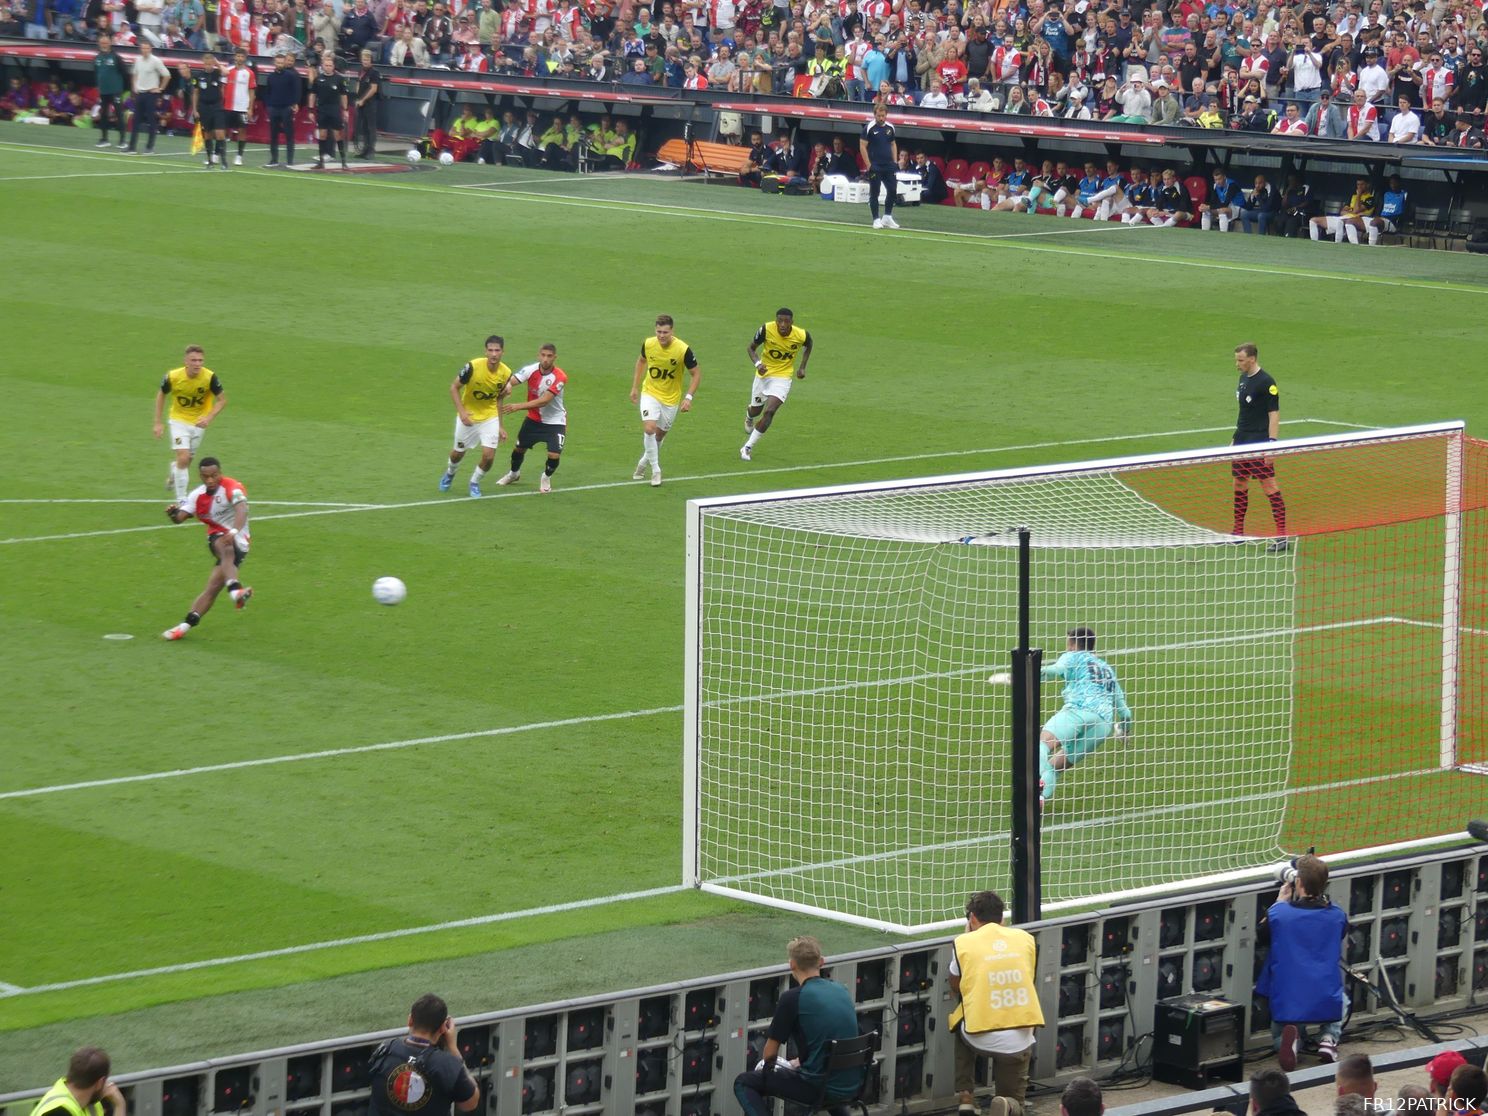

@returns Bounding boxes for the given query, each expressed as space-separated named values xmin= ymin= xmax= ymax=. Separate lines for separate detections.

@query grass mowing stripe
xmin=0 ymin=613 xmax=1413 ymax=801
xmin=1 ymin=421 xmax=1350 ymax=546
xmin=7 ymin=137 xmax=1482 ymax=294
xmin=0 ymin=885 xmax=692 ymax=998
xmin=0 ymin=169 xmax=200 ymax=183
xmin=6 ymin=757 xmax=1448 ymax=999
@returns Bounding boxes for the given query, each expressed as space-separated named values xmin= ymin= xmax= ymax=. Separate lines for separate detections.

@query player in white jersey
xmin=162 ymin=457 xmax=253 ymax=640
xmin=223 ymin=47 xmax=256 ymax=165
xmin=497 ymin=343 xmax=568 ymax=493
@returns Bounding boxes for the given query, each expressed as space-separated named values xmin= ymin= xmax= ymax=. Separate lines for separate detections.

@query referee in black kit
xmin=192 ymin=53 xmax=228 ymax=169
xmin=1230 ymin=342 xmax=1289 ymax=553
xmin=308 ymin=54 xmax=350 ymax=170
xmin=263 ymin=52 xmax=304 ymax=167
xmin=859 ymin=99 xmax=900 ymax=230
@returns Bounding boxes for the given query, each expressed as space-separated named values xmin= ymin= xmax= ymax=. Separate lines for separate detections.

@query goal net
xmin=682 ymin=422 xmax=1488 ymax=934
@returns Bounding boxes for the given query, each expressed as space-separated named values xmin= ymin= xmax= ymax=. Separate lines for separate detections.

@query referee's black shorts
xmin=1231 ymin=437 xmax=1275 ymax=480
xmin=316 ymin=108 xmax=345 ymax=131
xmin=200 ymin=107 xmax=228 ymax=131
xmin=517 ymin=419 xmax=566 ymax=455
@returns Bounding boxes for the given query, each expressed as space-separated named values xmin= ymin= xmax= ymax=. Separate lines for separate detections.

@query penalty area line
xmin=1 ymin=884 xmax=692 ymax=997
xmin=0 ymin=609 xmax=1415 ymax=802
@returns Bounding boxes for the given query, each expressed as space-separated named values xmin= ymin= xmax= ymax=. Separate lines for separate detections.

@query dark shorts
xmin=223 ymin=110 xmax=246 ymax=129
xmin=317 ymin=108 xmax=345 ymax=131
xmin=207 ymin=534 xmax=247 ymax=565
xmin=200 ymin=106 xmax=227 ymax=131
xmin=1231 ymin=452 xmax=1275 ymax=480
xmin=517 ymin=418 xmax=566 ymax=454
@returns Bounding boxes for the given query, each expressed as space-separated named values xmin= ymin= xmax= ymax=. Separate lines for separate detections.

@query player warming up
xmin=439 ymin=335 xmax=511 ymax=497
xmin=1230 ymin=342 xmax=1289 ymax=553
xmin=630 ymin=314 xmax=700 ymax=487
xmin=741 ymin=308 xmax=812 ymax=461
xmin=162 ymin=457 xmax=253 ymax=640
xmin=497 ymin=343 xmax=568 ymax=493
xmin=153 ymin=344 xmax=226 ymax=501
xmin=994 ymin=626 xmax=1132 ymax=810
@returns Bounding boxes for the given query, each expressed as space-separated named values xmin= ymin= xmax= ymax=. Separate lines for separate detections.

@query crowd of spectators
xmin=5 ymin=0 xmax=1485 ymax=142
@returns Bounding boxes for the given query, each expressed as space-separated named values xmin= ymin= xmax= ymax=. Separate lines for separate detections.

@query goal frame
xmin=682 ymin=420 xmax=1467 ymax=932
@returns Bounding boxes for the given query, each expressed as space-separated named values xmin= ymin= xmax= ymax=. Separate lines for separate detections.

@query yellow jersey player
xmin=741 ymin=307 xmax=812 ymax=461
xmin=629 ymin=314 xmax=701 ymax=487
xmin=439 ymin=335 xmax=513 ymax=498
xmin=152 ymin=344 xmax=227 ymax=501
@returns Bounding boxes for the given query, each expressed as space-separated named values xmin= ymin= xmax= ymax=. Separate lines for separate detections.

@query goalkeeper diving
xmin=992 ymin=625 xmax=1132 ymax=809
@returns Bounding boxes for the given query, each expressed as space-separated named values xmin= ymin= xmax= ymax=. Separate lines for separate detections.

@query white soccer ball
xmin=438 ymin=151 xmax=455 ymax=166
xmin=406 ymin=148 xmax=422 ymax=163
xmin=372 ymin=576 xmax=407 ymax=606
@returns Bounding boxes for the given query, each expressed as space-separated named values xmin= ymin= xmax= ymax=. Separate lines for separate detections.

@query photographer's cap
xmin=1428 ymin=1052 xmax=1467 ymax=1089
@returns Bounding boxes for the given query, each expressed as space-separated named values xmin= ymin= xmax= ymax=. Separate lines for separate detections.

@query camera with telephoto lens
xmin=1274 ymin=862 xmax=1299 ymax=885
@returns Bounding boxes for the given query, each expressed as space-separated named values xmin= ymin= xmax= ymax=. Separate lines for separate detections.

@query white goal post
xmin=683 ymin=422 xmax=1478 ymax=935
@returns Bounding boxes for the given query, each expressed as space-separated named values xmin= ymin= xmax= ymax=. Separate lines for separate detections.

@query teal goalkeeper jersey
xmin=1042 ymin=651 xmax=1132 ymax=722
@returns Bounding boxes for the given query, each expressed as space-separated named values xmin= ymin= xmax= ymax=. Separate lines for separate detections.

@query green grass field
xmin=2 ymin=123 xmax=1487 ymax=1086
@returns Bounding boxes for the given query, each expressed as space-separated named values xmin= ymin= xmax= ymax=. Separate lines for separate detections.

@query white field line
xmin=1 ymin=755 xmax=1452 ymax=996
xmin=0 ymin=420 xmax=1356 ymax=546
xmin=0 ymin=614 xmax=1418 ymax=802
xmin=711 ymin=764 xmax=1448 ymax=889
xmin=5 ymin=138 xmax=1479 ymax=293
xmin=0 ymin=498 xmax=380 ymax=508
xmin=0 ymin=884 xmax=691 ymax=997
xmin=0 ymin=168 xmax=199 ymax=183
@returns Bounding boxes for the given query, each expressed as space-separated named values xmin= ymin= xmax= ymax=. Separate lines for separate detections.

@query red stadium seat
xmin=944 ymin=158 xmax=970 ymax=184
xmin=1184 ymin=174 xmax=1208 ymax=209
xmin=927 ymin=155 xmax=946 ymax=174
xmin=968 ymin=160 xmax=991 ymax=182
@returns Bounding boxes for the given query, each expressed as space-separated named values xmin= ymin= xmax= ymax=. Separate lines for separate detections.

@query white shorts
xmin=169 ymin=419 xmax=205 ymax=454
xmin=453 ymin=415 xmax=503 ymax=451
xmin=640 ymin=395 xmax=680 ymax=431
xmin=750 ymin=376 xmax=793 ymax=407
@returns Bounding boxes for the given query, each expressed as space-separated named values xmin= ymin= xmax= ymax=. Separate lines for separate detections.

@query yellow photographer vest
xmin=949 ymin=922 xmax=1045 ymax=1034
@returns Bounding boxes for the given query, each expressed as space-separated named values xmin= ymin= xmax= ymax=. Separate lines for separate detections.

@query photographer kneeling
xmin=1255 ymin=854 xmax=1348 ymax=1070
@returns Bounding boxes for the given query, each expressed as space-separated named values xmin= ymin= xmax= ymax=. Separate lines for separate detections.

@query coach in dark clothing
xmin=367 ymin=994 xmax=480 ymax=1116
xmin=353 ymin=49 xmax=380 ymax=158
xmin=263 ymin=51 xmax=304 ymax=166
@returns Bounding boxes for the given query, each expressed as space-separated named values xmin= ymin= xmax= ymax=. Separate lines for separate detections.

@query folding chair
xmin=803 ymin=1031 xmax=880 ymax=1116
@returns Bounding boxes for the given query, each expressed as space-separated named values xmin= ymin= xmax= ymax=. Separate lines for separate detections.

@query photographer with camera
xmin=30 ymin=1047 xmax=126 ymax=1116
xmin=1255 ymin=854 xmax=1348 ymax=1070
xmin=366 ymin=994 xmax=480 ymax=1116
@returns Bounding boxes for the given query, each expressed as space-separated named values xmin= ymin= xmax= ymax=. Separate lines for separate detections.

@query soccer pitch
xmin=2 ymin=125 xmax=1486 ymax=1081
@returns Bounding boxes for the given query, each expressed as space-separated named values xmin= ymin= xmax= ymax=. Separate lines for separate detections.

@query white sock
xmin=1056 ymin=204 xmax=1067 ymax=217
xmin=443 ymin=460 xmax=458 ymax=477
xmin=1201 ymin=212 xmax=1212 ymax=230
xmin=1129 ymin=211 xmax=1146 ymax=225
xmin=1345 ymin=223 xmax=1360 ymax=244
xmin=745 ymin=429 xmax=763 ymax=449
xmin=172 ymin=465 xmax=190 ymax=500
xmin=1367 ymin=226 xmax=1380 ymax=246
xmin=472 ymin=464 xmax=488 ymax=482
xmin=1218 ymin=213 xmax=1231 ymax=232
xmin=1309 ymin=223 xmax=1321 ymax=241
xmin=643 ymin=433 xmax=658 ymax=468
